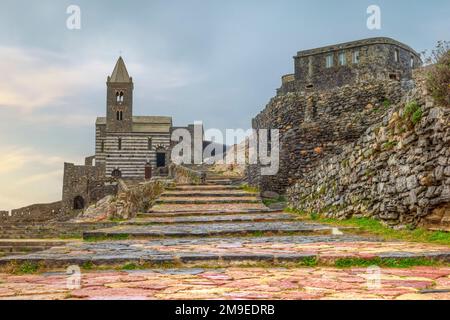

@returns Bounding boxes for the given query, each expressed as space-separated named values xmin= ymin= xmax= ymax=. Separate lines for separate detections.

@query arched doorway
xmin=73 ymin=196 xmax=85 ymax=210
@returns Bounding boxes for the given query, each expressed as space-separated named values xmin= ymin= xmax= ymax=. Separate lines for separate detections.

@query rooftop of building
xmin=108 ymin=56 xmax=132 ymax=83
xmin=295 ymin=37 xmax=420 ymax=58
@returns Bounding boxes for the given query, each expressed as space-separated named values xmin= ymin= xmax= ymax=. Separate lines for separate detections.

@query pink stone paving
xmin=128 ymin=240 xmax=450 ymax=259
xmin=0 ymin=267 xmax=449 ymax=300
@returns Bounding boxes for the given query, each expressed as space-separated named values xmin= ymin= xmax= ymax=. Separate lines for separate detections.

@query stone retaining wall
xmin=287 ymin=70 xmax=450 ymax=228
xmin=248 ymin=79 xmax=408 ymax=193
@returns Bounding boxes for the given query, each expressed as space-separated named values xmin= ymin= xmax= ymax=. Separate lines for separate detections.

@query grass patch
xmin=120 ymin=262 xmax=141 ymax=270
xmin=403 ymin=100 xmax=423 ymax=126
xmin=84 ymin=234 xmax=130 ymax=242
xmin=382 ymin=140 xmax=397 ymax=150
xmin=240 ymin=184 xmax=260 ymax=194
xmin=250 ymin=231 xmax=266 ymax=237
xmin=297 ymin=256 xmax=319 ymax=267
xmin=16 ymin=262 xmax=39 ymax=274
xmin=81 ymin=261 xmax=94 ymax=270
xmin=334 ymin=257 xmax=441 ymax=268
xmin=262 ymin=195 xmax=286 ymax=207
xmin=288 ymin=208 xmax=450 ymax=246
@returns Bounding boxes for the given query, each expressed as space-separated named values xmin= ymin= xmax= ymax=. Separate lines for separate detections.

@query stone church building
xmin=62 ymin=57 xmax=202 ymax=213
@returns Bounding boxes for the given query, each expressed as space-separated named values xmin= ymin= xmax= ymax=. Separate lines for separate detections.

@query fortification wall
xmin=248 ymin=79 xmax=407 ymax=193
xmin=0 ymin=201 xmax=62 ymax=224
xmin=286 ymin=69 xmax=450 ymax=229
xmin=280 ymin=37 xmax=421 ymax=94
xmin=62 ymin=159 xmax=117 ymax=216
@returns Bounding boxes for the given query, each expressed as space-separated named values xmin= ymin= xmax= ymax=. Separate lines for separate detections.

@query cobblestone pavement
xmin=0 ymin=267 xmax=449 ymax=300
xmin=2 ymin=236 xmax=450 ymax=266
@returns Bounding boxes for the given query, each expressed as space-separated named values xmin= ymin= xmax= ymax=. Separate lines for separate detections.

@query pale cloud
xmin=0 ymin=145 xmax=70 ymax=210
xmin=0 ymin=46 xmax=109 ymax=112
xmin=0 ymin=45 xmax=204 ymax=113
xmin=0 ymin=146 xmax=65 ymax=175
xmin=15 ymin=169 xmax=63 ymax=187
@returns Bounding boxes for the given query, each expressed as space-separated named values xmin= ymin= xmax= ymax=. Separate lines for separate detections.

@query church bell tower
xmin=106 ymin=57 xmax=133 ymax=132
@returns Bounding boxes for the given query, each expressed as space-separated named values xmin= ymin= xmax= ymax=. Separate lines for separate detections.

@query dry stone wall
xmin=0 ymin=201 xmax=62 ymax=224
xmin=287 ymin=71 xmax=450 ymax=228
xmin=248 ymin=79 xmax=408 ymax=193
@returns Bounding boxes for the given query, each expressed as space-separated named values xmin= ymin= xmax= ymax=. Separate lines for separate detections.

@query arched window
xmin=118 ymin=138 xmax=122 ymax=150
xmin=119 ymin=91 xmax=124 ymax=102
xmin=116 ymin=91 xmax=120 ymax=102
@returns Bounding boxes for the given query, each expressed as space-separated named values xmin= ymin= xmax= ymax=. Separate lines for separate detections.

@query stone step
xmin=0 ymin=246 xmax=48 ymax=253
xmin=161 ymin=191 xmax=257 ymax=197
xmin=167 ymin=185 xmax=242 ymax=191
xmin=154 ymin=197 xmax=260 ymax=205
xmin=206 ymin=176 xmax=242 ymax=180
xmin=205 ymin=180 xmax=237 ymax=185
xmin=139 ymin=208 xmax=281 ymax=218
xmin=3 ymin=234 xmax=449 ymax=268
xmin=148 ymin=203 xmax=269 ymax=213
xmin=128 ymin=213 xmax=297 ymax=225
xmin=83 ymin=221 xmax=336 ymax=239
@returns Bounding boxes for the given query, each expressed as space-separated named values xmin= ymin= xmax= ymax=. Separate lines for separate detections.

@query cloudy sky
xmin=0 ymin=0 xmax=449 ymax=210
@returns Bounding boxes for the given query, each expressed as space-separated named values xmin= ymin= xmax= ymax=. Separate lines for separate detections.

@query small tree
xmin=424 ymin=41 xmax=450 ymax=108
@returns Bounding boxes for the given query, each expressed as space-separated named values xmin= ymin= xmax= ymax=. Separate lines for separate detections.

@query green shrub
xmin=403 ymin=101 xmax=423 ymax=126
xmin=382 ymin=99 xmax=392 ymax=108
xmin=425 ymin=41 xmax=450 ymax=108
xmin=411 ymin=108 xmax=423 ymax=124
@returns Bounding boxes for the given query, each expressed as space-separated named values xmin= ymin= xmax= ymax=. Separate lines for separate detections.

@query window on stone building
xmin=116 ymin=111 xmax=123 ymax=121
xmin=118 ymin=138 xmax=122 ymax=150
xmin=116 ymin=91 xmax=120 ymax=102
xmin=101 ymin=140 xmax=105 ymax=153
xmin=325 ymin=54 xmax=333 ymax=68
xmin=338 ymin=52 xmax=346 ymax=66
xmin=119 ymin=91 xmax=124 ymax=102
xmin=148 ymin=138 xmax=152 ymax=150
xmin=395 ymin=49 xmax=400 ymax=62
xmin=267 ymin=130 xmax=272 ymax=154
xmin=410 ymin=56 xmax=414 ymax=68
xmin=352 ymin=50 xmax=360 ymax=64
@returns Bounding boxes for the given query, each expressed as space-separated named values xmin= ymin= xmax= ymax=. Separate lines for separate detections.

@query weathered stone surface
xmin=1 ymin=267 xmax=449 ymax=300
xmin=284 ymin=69 xmax=450 ymax=229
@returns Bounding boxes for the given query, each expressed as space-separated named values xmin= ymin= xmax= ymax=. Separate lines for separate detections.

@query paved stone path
xmin=0 ymin=171 xmax=449 ymax=299
xmin=1 ymin=267 xmax=449 ymax=300
xmin=3 ymin=236 xmax=450 ymax=267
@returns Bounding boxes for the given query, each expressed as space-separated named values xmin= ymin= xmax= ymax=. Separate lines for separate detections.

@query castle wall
xmin=61 ymin=160 xmax=117 ymax=214
xmin=280 ymin=38 xmax=421 ymax=94
xmin=0 ymin=201 xmax=62 ymax=224
xmin=287 ymin=69 xmax=450 ymax=228
xmin=248 ymin=79 xmax=406 ymax=193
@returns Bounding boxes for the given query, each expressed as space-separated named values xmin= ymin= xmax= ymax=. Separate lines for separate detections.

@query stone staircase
xmin=1 ymin=170 xmax=450 ymax=267
xmin=83 ymin=174 xmax=336 ymax=239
